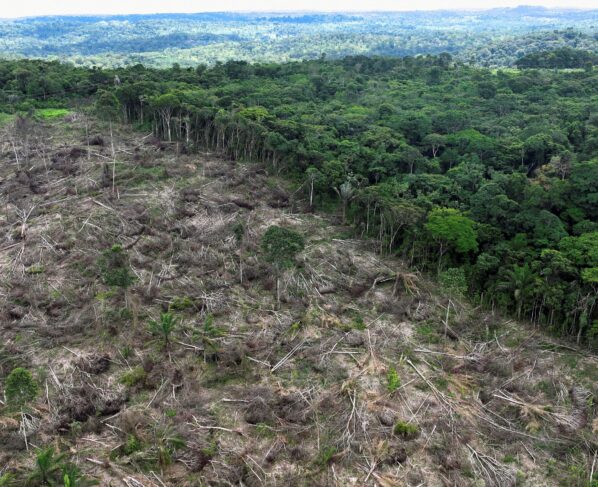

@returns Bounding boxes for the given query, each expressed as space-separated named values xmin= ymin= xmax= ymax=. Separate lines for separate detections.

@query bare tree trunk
xmin=110 ymin=122 xmax=116 ymax=196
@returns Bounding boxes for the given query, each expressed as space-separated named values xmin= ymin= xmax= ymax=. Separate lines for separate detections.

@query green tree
xmin=149 ymin=312 xmax=178 ymax=350
xmin=27 ymin=447 xmax=66 ymax=486
xmin=497 ymin=264 xmax=536 ymax=319
xmin=5 ymin=367 xmax=38 ymax=409
xmin=94 ymin=90 xmax=120 ymax=121
xmin=425 ymin=208 xmax=478 ymax=272
xmin=261 ymin=226 xmax=305 ymax=305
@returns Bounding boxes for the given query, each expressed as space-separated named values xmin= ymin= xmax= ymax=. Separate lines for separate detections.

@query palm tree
xmin=61 ymin=464 xmax=98 ymax=487
xmin=498 ymin=264 xmax=536 ymax=319
xmin=149 ymin=312 xmax=177 ymax=349
xmin=27 ymin=447 xmax=65 ymax=486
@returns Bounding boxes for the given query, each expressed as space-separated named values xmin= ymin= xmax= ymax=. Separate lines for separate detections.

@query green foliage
xmin=386 ymin=367 xmax=401 ymax=393
xmin=124 ymin=435 xmax=143 ymax=455
xmin=61 ymin=464 xmax=98 ymax=487
xmin=0 ymin=50 xmax=596 ymax=342
xmin=315 ymin=446 xmax=338 ymax=467
xmin=0 ymin=473 xmax=15 ymax=487
xmin=261 ymin=226 xmax=305 ymax=270
xmin=36 ymin=108 xmax=70 ymax=119
xmin=119 ymin=367 xmax=146 ymax=387
xmin=97 ymin=245 xmax=136 ymax=289
xmin=148 ymin=312 xmax=177 ymax=348
xmin=393 ymin=421 xmax=420 ymax=439
xmin=28 ymin=447 xmax=66 ymax=486
xmin=516 ymin=47 xmax=598 ymax=69
xmin=198 ymin=314 xmax=225 ymax=352
xmin=426 ymin=208 xmax=478 ymax=255
xmin=95 ymin=90 xmax=120 ymax=121
xmin=439 ymin=267 xmax=468 ymax=296
xmin=5 ymin=367 xmax=38 ymax=408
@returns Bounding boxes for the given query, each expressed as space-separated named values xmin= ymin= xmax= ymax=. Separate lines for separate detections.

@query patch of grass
xmin=315 ymin=445 xmax=338 ymax=467
xmin=393 ymin=421 xmax=420 ymax=440
xmin=123 ymin=165 xmax=170 ymax=187
xmin=434 ymin=376 xmax=449 ymax=391
xmin=25 ymin=264 xmax=45 ymax=274
xmin=560 ymin=353 xmax=579 ymax=370
xmin=254 ymin=423 xmax=276 ymax=438
xmin=119 ymin=367 xmax=146 ymax=387
xmin=416 ymin=322 xmax=440 ymax=343
xmin=201 ymin=440 xmax=218 ymax=459
xmin=386 ymin=367 xmax=401 ymax=393
xmin=0 ymin=112 xmax=15 ymax=126
xmin=36 ymin=108 xmax=70 ymax=119
xmin=170 ymin=296 xmax=194 ymax=311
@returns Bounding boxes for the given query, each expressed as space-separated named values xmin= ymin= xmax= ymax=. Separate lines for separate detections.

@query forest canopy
xmin=0 ymin=8 xmax=596 ymax=67
xmin=0 ymin=54 xmax=596 ymax=344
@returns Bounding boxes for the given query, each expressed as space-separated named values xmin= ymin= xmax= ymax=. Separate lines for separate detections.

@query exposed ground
xmin=1 ymin=113 xmax=597 ymax=486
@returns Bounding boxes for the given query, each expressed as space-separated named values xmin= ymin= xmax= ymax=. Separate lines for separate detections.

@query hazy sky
xmin=2 ymin=0 xmax=596 ymax=18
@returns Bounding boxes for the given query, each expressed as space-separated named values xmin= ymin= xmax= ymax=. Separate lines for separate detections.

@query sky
xmin=2 ymin=0 xmax=596 ymax=19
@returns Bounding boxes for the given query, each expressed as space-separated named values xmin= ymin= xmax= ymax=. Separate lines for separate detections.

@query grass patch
xmin=315 ymin=445 xmax=338 ymax=467
xmin=416 ymin=322 xmax=440 ymax=343
xmin=36 ymin=108 xmax=70 ymax=119
xmin=393 ymin=421 xmax=420 ymax=440
xmin=0 ymin=112 xmax=14 ymax=126
xmin=119 ymin=367 xmax=146 ymax=387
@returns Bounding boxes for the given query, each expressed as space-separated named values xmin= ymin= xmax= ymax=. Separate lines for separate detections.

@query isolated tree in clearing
xmin=5 ymin=367 xmax=38 ymax=408
xmin=261 ymin=225 xmax=305 ymax=305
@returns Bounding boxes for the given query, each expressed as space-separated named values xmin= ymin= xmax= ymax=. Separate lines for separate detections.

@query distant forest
xmin=0 ymin=7 xmax=597 ymax=67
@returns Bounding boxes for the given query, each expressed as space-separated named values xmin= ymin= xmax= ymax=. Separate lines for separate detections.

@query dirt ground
xmin=1 ymin=114 xmax=597 ymax=486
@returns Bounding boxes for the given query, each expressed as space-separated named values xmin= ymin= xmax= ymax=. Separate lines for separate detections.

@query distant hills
xmin=0 ymin=8 xmax=596 ymax=67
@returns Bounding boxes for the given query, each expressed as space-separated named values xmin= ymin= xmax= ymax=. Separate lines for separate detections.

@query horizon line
xmin=2 ymin=5 xmax=598 ymax=21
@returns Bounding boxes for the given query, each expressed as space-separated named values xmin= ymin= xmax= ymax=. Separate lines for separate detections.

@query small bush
xmin=170 ymin=296 xmax=194 ymax=311
xmin=386 ymin=367 xmax=401 ymax=393
xmin=439 ymin=267 xmax=468 ymax=297
xmin=315 ymin=445 xmax=338 ymax=467
xmin=149 ymin=312 xmax=177 ymax=348
xmin=5 ymin=367 xmax=38 ymax=408
xmin=97 ymin=245 xmax=136 ymax=289
xmin=119 ymin=367 xmax=146 ymax=387
xmin=393 ymin=421 xmax=420 ymax=440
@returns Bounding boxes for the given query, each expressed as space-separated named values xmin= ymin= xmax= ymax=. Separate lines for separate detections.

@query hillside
xmin=1 ymin=112 xmax=597 ymax=486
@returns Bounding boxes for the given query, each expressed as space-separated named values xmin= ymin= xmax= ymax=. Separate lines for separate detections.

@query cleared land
xmin=1 ymin=113 xmax=597 ymax=486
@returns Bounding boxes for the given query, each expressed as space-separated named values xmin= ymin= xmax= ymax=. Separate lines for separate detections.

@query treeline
xmin=516 ymin=47 xmax=598 ymax=69
xmin=0 ymin=56 xmax=596 ymax=344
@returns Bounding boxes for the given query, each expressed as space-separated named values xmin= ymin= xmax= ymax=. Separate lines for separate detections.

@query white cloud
xmin=2 ymin=0 xmax=596 ymax=18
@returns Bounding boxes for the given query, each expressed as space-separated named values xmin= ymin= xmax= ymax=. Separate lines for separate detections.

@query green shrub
xmin=97 ymin=245 xmax=136 ymax=289
xmin=124 ymin=434 xmax=143 ymax=455
xmin=5 ymin=367 xmax=38 ymax=408
xmin=386 ymin=367 xmax=401 ymax=393
xmin=439 ymin=267 xmax=468 ymax=296
xmin=315 ymin=445 xmax=338 ymax=467
xmin=149 ymin=312 xmax=177 ymax=348
xmin=170 ymin=296 xmax=194 ymax=311
xmin=393 ymin=421 xmax=420 ymax=440
xmin=119 ymin=367 xmax=146 ymax=387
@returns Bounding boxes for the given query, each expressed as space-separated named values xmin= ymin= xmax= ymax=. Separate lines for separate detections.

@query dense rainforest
xmin=0 ymin=8 xmax=597 ymax=67
xmin=0 ymin=55 xmax=597 ymax=345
